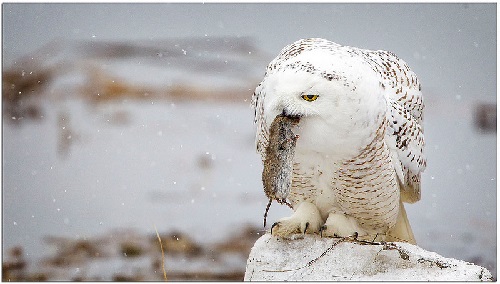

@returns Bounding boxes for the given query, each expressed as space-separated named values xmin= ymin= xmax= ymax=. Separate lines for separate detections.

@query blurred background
xmin=2 ymin=3 xmax=496 ymax=281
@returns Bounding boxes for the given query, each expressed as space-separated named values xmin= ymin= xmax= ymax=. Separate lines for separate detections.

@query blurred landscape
xmin=3 ymin=37 xmax=272 ymax=280
xmin=2 ymin=3 xmax=496 ymax=281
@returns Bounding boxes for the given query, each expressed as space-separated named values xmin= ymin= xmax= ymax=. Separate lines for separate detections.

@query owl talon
xmin=270 ymin=202 xmax=323 ymax=238
xmin=320 ymin=225 xmax=327 ymax=238
xmin=321 ymin=213 xmax=367 ymax=238
xmin=271 ymin=222 xmax=280 ymax=235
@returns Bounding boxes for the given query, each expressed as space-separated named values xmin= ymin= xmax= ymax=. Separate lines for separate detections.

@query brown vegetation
xmin=2 ymin=66 xmax=51 ymax=123
xmin=3 ymin=225 xmax=264 ymax=281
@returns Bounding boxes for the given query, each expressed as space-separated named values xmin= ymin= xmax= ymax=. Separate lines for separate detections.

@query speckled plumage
xmin=252 ymin=38 xmax=426 ymax=243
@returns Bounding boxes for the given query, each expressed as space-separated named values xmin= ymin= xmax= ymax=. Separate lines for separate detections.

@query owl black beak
xmin=281 ymin=109 xmax=302 ymax=119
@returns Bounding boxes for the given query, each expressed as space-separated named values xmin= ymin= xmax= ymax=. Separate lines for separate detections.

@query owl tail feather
xmin=386 ymin=200 xmax=416 ymax=245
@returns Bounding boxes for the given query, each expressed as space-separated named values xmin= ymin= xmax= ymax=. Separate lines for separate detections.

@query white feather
xmin=253 ymin=38 xmax=426 ymax=242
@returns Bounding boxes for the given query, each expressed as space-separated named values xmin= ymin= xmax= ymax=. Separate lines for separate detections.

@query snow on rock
xmin=244 ymin=233 xmax=493 ymax=281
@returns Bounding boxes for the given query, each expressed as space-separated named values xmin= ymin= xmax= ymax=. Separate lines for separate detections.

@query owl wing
xmin=365 ymin=50 xmax=426 ymax=203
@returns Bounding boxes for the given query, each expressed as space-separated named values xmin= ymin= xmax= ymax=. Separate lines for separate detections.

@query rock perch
xmin=244 ymin=234 xmax=493 ymax=281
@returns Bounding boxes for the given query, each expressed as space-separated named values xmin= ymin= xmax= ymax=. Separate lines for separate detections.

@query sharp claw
xmin=320 ymin=225 xmax=327 ymax=238
xmin=304 ymin=222 xmax=310 ymax=234
xmin=271 ymin=222 xmax=279 ymax=235
xmin=353 ymin=231 xmax=359 ymax=240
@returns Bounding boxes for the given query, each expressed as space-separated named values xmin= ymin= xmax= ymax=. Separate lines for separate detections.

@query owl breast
xmin=289 ymin=115 xmax=400 ymax=234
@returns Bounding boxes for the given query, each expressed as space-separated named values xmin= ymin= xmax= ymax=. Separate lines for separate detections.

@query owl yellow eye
xmin=301 ymin=94 xmax=319 ymax=102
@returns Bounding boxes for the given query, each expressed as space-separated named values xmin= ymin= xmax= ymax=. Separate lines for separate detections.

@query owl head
xmin=254 ymin=46 xmax=386 ymax=159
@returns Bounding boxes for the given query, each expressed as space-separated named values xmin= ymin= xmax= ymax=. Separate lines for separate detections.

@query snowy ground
xmin=245 ymin=234 xmax=493 ymax=281
xmin=2 ymin=38 xmax=496 ymax=280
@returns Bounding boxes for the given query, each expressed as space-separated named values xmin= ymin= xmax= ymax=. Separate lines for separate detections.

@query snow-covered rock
xmin=244 ymin=234 xmax=493 ymax=281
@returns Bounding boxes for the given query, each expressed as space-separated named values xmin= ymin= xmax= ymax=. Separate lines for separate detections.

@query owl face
xmin=262 ymin=69 xmax=330 ymax=120
xmin=259 ymin=65 xmax=386 ymax=160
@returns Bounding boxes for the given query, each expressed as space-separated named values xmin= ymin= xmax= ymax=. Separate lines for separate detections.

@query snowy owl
xmin=252 ymin=38 xmax=426 ymax=244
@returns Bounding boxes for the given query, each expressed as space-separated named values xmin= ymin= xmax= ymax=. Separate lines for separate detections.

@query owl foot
xmin=320 ymin=213 xmax=367 ymax=238
xmin=271 ymin=202 xmax=323 ymax=238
